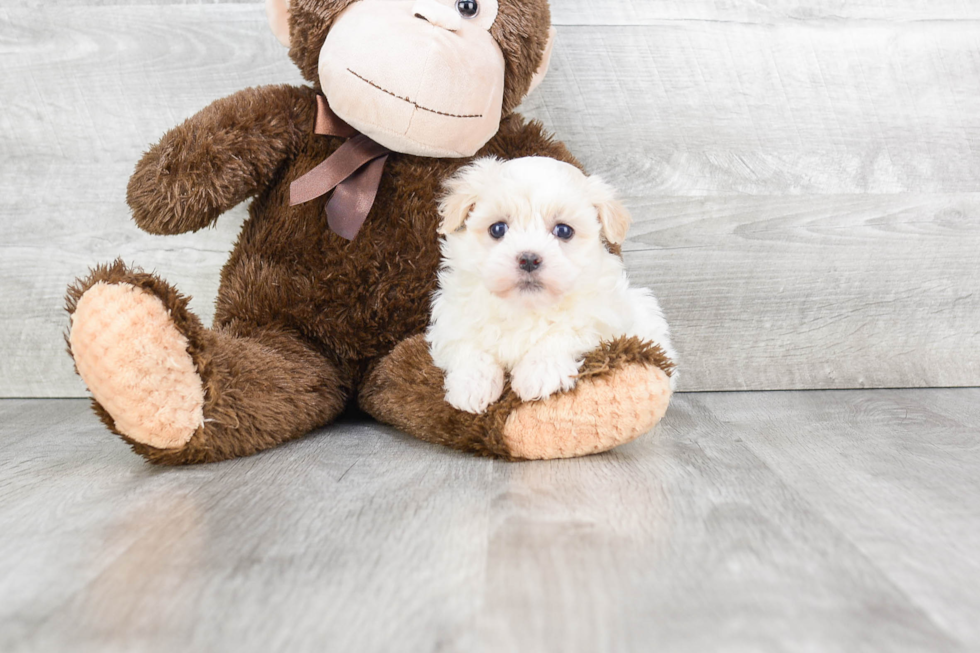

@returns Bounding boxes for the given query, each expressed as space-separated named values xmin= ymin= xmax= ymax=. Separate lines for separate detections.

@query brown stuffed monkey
xmin=65 ymin=0 xmax=675 ymax=465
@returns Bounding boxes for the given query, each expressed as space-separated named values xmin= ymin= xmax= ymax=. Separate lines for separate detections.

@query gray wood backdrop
xmin=2 ymin=0 xmax=979 ymax=397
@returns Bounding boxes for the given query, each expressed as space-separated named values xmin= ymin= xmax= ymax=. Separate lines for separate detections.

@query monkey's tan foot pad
xmin=502 ymin=363 xmax=672 ymax=460
xmin=69 ymin=282 xmax=205 ymax=450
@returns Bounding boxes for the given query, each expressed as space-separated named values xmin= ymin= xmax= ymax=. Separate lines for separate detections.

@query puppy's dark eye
xmin=553 ymin=223 xmax=575 ymax=240
xmin=489 ymin=222 xmax=508 ymax=239
xmin=456 ymin=0 xmax=479 ymax=18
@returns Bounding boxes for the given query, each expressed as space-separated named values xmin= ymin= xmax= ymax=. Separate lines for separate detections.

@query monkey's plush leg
xmin=359 ymin=335 xmax=675 ymax=460
xmin=66 ymin=260 xmax=347 ymax=465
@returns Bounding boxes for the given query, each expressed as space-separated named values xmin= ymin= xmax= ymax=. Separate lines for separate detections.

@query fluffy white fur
xmin=427 ymin=156 xmax=676 ymax=414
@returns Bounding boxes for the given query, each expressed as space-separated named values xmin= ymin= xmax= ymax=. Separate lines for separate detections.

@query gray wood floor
xmin=1 ymin=392 xmax=978 ymax=653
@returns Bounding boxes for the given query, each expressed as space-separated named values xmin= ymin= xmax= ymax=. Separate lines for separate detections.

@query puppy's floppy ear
xmin=266 ymin=0 xmax=291 ymax=47
xmin=438 ymin=157 xmax=503 ymax=235
xmin=588 ymin=175 xmax=632 ymax=245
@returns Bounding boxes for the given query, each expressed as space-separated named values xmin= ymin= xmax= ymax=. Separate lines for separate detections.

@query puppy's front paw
xmin=511 ymin=356 xmax=581 ymax=403
xmin=444 ymin=363 xmax=505 ymax=414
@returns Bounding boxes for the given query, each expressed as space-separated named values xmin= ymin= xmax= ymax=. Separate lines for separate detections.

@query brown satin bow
xmin=290 ymin=95 xmax=391 ymax=240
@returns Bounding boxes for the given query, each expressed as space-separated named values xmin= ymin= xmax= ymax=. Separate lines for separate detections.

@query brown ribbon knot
xmin=290 ymin=95 xmax=391 ymax=241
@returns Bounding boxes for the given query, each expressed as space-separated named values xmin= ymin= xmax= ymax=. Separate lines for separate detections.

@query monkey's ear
xmin=589 ymin=175 xmax=632 ymax=245
xmin=438 ymin=158 xmax=503 ymax=235
xmin=266 ymin=0 xmax=291 ymax=47
xmin=527 ymin=27 xmax=557 ymax=96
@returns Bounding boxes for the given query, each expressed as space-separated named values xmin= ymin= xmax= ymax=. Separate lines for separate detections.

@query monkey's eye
xmin=489 ymin=222 xmax=508 ymax=239
xmin=456 ymin=0 xmax=479 ymax=18
xmin=553 ymin=224 xmax=575 ymax=240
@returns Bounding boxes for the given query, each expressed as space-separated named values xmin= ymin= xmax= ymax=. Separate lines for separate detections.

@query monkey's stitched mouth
xmin=347 ymin=68 xmax=484 ymax=119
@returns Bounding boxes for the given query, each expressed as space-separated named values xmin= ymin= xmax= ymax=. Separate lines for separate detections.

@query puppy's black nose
xmin=518 ymin=252 xmax=542 ymax=273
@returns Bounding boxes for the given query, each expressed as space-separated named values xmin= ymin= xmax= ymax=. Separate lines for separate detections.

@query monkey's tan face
xmin=320 ymin=0 xmax=505 ymax=158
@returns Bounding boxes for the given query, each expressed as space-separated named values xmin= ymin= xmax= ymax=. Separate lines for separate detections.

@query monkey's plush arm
xmin=127 ymin=84 xmax=318 ymax=235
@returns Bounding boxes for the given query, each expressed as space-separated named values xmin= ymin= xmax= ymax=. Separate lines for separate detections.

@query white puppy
xmin=427 ymin=156 xmax=676 ymax=414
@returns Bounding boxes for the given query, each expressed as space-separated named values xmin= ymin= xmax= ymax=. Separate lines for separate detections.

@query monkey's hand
xmin=127 ymin=85 xmax=317 ymax=235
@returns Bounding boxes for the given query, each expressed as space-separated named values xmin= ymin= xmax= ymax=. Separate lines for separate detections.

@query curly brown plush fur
xmin=127 ymin=85 xmax=319 ymax=235
xmin=67 ymin=259 xmax=346 ymax=464
xmin=66 ymin=0 xmax=673 ymax=465
xmin=360 ymin=335 xmax=674 ymax=460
